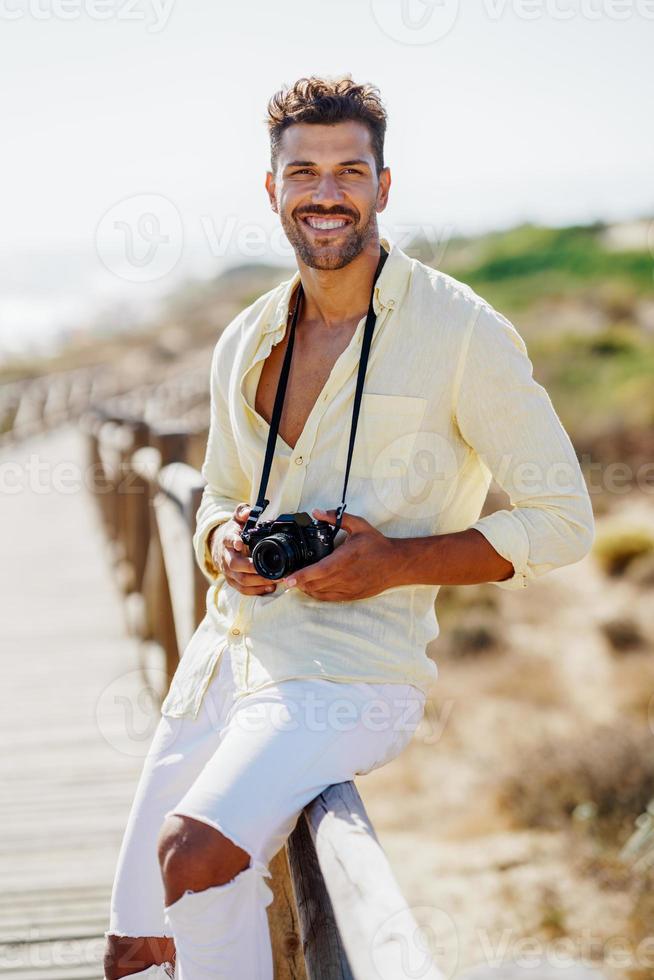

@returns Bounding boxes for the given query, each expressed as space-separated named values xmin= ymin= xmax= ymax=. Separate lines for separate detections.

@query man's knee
xmin=157 ymin=813 xmax=251 ymax=904
xmin=104 ymin=934 xmax=174 ymax=979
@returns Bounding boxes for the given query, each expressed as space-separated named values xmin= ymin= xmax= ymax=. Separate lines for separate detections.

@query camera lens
xmin=252 ymin=533 xmax=300 ymax=580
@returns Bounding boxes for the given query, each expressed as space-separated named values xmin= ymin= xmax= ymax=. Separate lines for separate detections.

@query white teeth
xmin=305 ymin=217 xmax=349 ymax=230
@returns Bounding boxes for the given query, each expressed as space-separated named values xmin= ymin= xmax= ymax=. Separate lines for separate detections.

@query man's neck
xmin=294 ymin=238 xmax=383 ymax=331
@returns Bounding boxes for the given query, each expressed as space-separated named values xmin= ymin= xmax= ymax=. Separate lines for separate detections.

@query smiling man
xmin=104 ymin=75 xmax=595 ymax=980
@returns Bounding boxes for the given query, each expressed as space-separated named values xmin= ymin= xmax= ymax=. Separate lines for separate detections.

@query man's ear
xmin=376 ymin=166 xmax=391 ymax=213
xmin=265 ymin=171 xmax=278 ymax=213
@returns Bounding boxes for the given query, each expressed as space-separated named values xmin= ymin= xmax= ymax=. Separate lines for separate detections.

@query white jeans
xmin=106 ymin=644 xmax=427 ymax=979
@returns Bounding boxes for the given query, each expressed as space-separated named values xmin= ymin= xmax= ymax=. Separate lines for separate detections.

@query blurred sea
xmin=0 ymin=246 xmax=227 ymax=361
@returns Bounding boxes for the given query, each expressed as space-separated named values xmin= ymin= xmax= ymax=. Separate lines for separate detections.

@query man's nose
xmin=312 ymin=172 xmax=345 ymax=206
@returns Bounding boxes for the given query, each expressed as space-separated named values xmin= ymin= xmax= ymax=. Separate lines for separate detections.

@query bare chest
xmin=254 ymin=318 xmax=359 ymax=451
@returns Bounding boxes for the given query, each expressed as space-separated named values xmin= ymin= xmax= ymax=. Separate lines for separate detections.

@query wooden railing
xmin=0 ymin=365 xmax=122 ymax=444
xmin=84 ymin=405 xmax=442 ymax=980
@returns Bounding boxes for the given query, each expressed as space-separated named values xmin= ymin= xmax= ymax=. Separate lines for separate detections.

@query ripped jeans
xmin=105 ymin=644 xmax=427 ymax=979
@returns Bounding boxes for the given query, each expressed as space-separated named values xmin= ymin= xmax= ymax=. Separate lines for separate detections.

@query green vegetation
xmin=531 ymin=325 xmax=654 ymax=440
xmin=434 ymin=220 xmax=654 ymax=312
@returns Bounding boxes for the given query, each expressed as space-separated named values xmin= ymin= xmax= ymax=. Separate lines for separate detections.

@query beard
xmin=279 ymin=202 xmax=379 ymax=271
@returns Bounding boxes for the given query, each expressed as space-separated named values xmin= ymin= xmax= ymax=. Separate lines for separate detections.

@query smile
xmin=301 ymin=215 xmax=353 ymax=231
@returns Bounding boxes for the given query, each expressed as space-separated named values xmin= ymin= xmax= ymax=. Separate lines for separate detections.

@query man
xmin=104 ymin=75 xmax=595 ymax=979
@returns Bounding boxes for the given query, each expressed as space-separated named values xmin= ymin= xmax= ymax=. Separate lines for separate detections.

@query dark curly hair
xmin=266 ymin=74 xmax=387 ymax=177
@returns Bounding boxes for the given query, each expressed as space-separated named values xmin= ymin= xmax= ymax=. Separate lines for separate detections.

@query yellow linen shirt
xmin=161 ymin=236 xmax=595 ymax=719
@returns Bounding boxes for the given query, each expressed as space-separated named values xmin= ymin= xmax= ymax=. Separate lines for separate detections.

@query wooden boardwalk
xmin=0 ymin=425 xmax=149 ymax=979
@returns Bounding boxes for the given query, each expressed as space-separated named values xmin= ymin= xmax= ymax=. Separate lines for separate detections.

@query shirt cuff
xmin=195 ymin=520 xmax=229 ymax=583
xmin=469 ymin=510 xmax=531 ymax=591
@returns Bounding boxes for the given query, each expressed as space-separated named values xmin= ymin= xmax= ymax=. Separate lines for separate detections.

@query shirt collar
xmin=262 ymin=235 xmax=412 ymax=335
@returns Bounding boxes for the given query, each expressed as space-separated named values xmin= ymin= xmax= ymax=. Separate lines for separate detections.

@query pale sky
xmin=1 ymin=0 xmax=653 ymax=352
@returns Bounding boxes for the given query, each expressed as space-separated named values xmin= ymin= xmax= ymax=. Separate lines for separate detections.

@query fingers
xmin=226 ymin=579 xmax=277 ymax=596
xmin=224 ymin=548 xmax=266 ymax=579
xmin=224 ymin=524 xmax=246 ymax=553
xmin=223 ymin=545 xmax=275 ymax=591
xmin=311 ymin=507 xmax=369 ymax=534
xmin=223 ymin=561 xmax=277 ymax=595
xmin=285 ymin=548 xmax=341 ymax=590
xmin=225 ymin=504 xmax=252 ymax=554
xmin=233 ymin=503 xmax=251 ymax=525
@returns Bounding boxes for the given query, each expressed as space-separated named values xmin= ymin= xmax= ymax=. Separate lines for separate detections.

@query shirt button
xmin=231 ymin=628 xmax=241 ymax=636
xmin=294 ymin=456 xmax=303 ymax=466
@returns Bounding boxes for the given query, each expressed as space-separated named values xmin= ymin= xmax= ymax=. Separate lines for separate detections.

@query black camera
xmin=240 ymin=511 xmax=335 ymax=580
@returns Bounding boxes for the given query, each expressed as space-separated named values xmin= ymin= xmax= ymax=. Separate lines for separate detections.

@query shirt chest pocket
xmin=334 ymin=393 xmax=428 ymax=480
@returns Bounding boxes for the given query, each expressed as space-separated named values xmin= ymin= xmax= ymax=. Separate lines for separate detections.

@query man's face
xmin=266 ymin=120 xmax=390 ymax=270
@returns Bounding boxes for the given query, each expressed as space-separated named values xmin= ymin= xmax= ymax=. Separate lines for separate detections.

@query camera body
xmin=240 ymin=511 xmax=335 ymax=580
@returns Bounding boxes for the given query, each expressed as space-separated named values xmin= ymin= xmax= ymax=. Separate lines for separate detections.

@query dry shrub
xmin=483 ymin=651 xmax=567 ymax=708
xmin=594 ymin=524 xmax=654 ymax=577
xmin=611 ymin=653 xmax=654 ymax=722
xmin=436 ymin=584 xmax=503 ymax=659
xmin=625 ymin=552 xmax=654 ymax=589
xmin=436 ymin=583 xmax=500 ymax=617
xmin=448 ymin=615 xmax=501 ymax=658
xmin=601 ymin=615 xmax=647 ymax=654
xmin=494 ymin=720 xmax=654 ymax=842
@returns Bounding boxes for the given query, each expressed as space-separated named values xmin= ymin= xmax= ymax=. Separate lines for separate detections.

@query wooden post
xmin=266 ymin=848 xmax=308 ymax=980
xmin=121 ymin=419 xmax=150 ymax=593
xmin=289 ymin=782 xmax=445 ymax=980
xmin=286 ymin=811 xmax=353 ymax=979
xmin=190 ymin=482 xmax=209 ymax=630
xmin=150 ymin=425 xmax=189 ymax=467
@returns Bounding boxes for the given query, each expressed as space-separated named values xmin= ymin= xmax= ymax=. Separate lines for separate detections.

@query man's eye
xmin=291 ymin=169 xmax=314 ymax=176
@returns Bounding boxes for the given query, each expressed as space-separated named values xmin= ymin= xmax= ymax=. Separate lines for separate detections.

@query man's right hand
xmin=209 ymin=503 xmax=277 ymax=596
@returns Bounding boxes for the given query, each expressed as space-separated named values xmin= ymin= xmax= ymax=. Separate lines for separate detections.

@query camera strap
xmin=246 ymin=243 xmax=389 ymax=537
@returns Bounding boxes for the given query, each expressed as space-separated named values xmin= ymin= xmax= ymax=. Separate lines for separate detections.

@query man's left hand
xmin=282 ymin=508 xmax=400 ymax=601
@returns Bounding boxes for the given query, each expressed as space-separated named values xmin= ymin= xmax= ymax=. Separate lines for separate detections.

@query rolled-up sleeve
xmin=193 ymin=328 xmax=251 ymax=584
xmin=453 ymin=302 xmax=595 ymax=590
